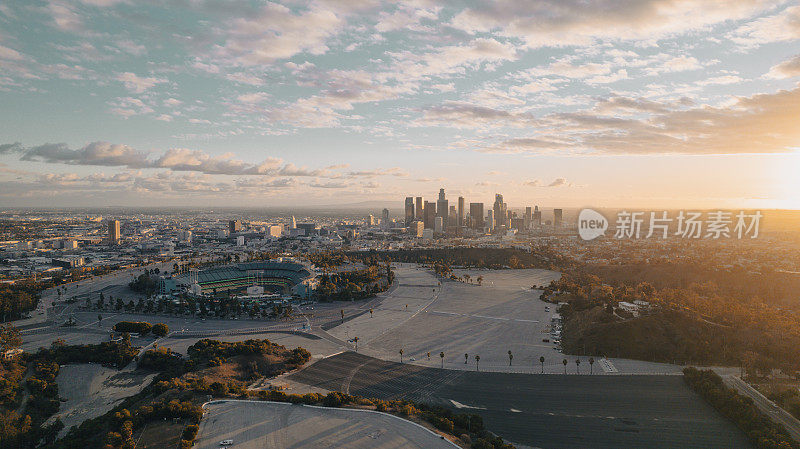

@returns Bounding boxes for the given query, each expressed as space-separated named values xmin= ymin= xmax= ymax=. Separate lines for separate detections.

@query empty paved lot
xmin=196 ymin=400 xmax=456 ymax=449
xmin=289 ymin=352 xmax=751 ymax=449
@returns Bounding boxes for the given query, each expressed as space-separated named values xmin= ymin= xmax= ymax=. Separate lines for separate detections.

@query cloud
xmin=643 ymin=56 xmax=702 ymax=75
xmin=0 ymin=45 xmax=23 ymax=61
xmin=388 ymin=38 xmax=518 ymax=82
xmin=766 ymin=55 xmax=800 ymax=79
xmin=0 ymin=142 xmax=22 ymax=154
xmin=345 ymin=167 xmax=408 ymax=178
xmin=115 ymin=72 xmax=166 ymax=93
xmin=461 ymin=86 xmax=800 ymax=155
xmin=375 ymin=4 xmax=440 ymax=32
xmin=729 ymin=5 xmax=800 ymax=47
xmin=48 ymin=1 xmax=82 ymax=32
xmin=212 ymin=2 xmax=344 ymax=66
xmin=237 ymin=92 xmax=270 ymax=103
xmin=523 ymin=179 xmax=541 ymax=186
xmin=8 ymin=141 xmax=335 ymax=176
xmin=548 ymin=178 xmax=569 ymax=187
xmin=225 ymin=72 xmax=265 ymax=86
xmin=416 ymin=102 xmax=540 ymax=129
xmin=310 ymin=180 xmax=350 ymax=189
xmin=21 ymin=142 xmax=150 ymax=167
xmin=451 ymin=0 xmax=782 ymax=48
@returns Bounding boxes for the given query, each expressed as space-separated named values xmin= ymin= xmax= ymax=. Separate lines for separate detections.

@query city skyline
xmin=0 ymin=1 xmax=799 ymax=208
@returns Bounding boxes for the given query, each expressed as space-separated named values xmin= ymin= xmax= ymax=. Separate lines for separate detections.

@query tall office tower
xmin=493 ymin=194 xmax=505 ymax=229
xmin=469 ymin=203 xmax=484 ymax=229
xmin=290 ymin=216 xmax=297 ymax=229
xmin=436 ymin=188 xmax=448 ymax=231
xmin=424 ymin=201 xmax=436 ymax=229
xmin=410 ymin=220 xmax=424 ymax=238
xmin=487 ymin=210 xmax=494 ymax=230
xmin=366 ymin=214 xmax=375 ymax=226
xmin=434 ymin=216 xmax=444 ymax=234
xmin=404 ymin=197 xmax=415 ymax=226
xmin=382 ymin=208 xmax=390 ymax=228
xmin=457 ymin=196 xmax=465 ymax=227
xmin=415 ymin=196 xmax=423 ymax=221
xmin=108 ymin=219 xmax=121 ymax=242
xmin=229 ymin=220 xmax=242 ymax=235
xmin=524 ymin=207 xmax=532 ymax=230
xmin=554 ymin=209 xmax=563 ymax=229
xmin=448 ymin=205 xmax=457 ymax=227
xmin=533 ymin=205 xmax=542 ymax=227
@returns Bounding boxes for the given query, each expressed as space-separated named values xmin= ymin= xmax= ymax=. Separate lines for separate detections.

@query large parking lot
xmin=195 ymin=400 xmax=456 ymax=449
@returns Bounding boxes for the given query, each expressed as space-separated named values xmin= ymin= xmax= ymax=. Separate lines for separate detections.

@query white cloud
xmin=451 ymin=0 xmax=783 ymax=48
xmin=765 ymin=54 xmax=800 ymax=79
xmin=213 ymin=2 xmax=343 ymax=66
xmin=729 ymin=5 xmax=800 ymax=47
xmin=237 ymin=92 xmax=270 ymax=104
xmin=115 ymin=72 xmax=166 ymax=93
xmin=0 ymin=45 xmax=23 ymax=61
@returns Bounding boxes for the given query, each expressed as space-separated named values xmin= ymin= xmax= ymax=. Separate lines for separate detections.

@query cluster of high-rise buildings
xmin=403 ymin=189 xmax=563 ymax=237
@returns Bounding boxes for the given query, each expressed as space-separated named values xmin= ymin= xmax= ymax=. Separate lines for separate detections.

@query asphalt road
xmin=289 ymin=352 xmax=752 ymax=449
xmin=196 ymin=400 xmax=457 ymax=449
xmin=724 ymin=375 xmax=800 ymax=442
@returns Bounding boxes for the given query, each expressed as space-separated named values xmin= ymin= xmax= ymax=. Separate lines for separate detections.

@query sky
xmin=0 ymin=0 xmax=799 ymax=209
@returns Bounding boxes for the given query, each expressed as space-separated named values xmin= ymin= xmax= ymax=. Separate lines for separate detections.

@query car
xmin=219 ymin=440 xmax=234 ymax=446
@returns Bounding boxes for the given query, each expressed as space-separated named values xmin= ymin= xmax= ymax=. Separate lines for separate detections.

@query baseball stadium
xmin=172 ymin=260 xmax=316 ymax=296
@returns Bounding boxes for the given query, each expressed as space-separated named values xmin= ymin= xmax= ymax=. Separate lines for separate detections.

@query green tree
xmin=152 ymin=323 xmax=169 ymax=337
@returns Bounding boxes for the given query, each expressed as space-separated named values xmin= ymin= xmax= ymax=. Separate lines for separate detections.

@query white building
xmin=267 ymin=225 xmax=283 ymax=238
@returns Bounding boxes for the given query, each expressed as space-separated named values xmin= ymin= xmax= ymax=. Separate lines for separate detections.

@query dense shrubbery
xmin=152 ymin=322 xmax=169 ymax=337
xmin=0 ymin=357 xmax=63 ymax=448
xmin=316 ymin=264 xmax=392 ymax=301
xmin=137 ymin=347 xmax=185 ymax=376
xmin=113 ymin=321 xmax=152 ymax=335
xmin=128 ymin=272 xmax=157 ymax=295
xmin=347 ymin=247 xmax=574 ymax=271
xmin=552 ymin=267 xmax=800 ymax=374
xmin=187 ymin=339 xmax=310 ymax=375
xmin=0 ymin=285 xmax=38 ymax=321
xmin=761 ymin=387 xmax=800 ymax=420
xmin=39 ymin=337 xmax=139 ymax=369
xmin=683 ymin=368 xmax=798 ymax=449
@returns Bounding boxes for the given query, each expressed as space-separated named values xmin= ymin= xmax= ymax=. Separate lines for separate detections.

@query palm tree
xmin=440 ymin=352 xmax=445 ymax=368
xmin=353 ymin=336 xmax=359 ymax=351
xmin=562 ymin=358 xmax=568 ymax=374
xmin=589 ymin=357 xmax=595 ymax=374
xmin=399 ymin=348 xmax=404 ymax=363
xmin=540 ymin=356 xmax=545 ymax=374
xmin=475 ymin=355 xmax=480 ymax=371
xmin=464 ymin=353 xmax=468 ymax=364
xmin=508 ymin=350 xmax=513 ymax=366
xmin=576 ymin=358 xmax=581 ymax=374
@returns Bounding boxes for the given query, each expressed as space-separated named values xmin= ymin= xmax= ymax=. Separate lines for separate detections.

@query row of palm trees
xmin=396 ymin=349 xmax=598 ymax=374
